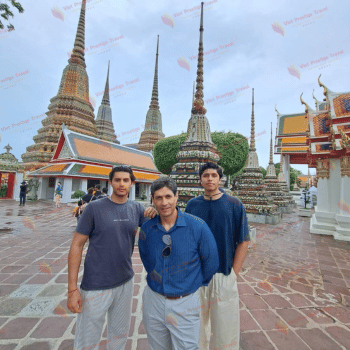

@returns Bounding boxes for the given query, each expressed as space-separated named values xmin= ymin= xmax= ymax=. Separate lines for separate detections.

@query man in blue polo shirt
xmin=185 ymin=162 xmax=250 ymax=350
xmin=139 ymin=177 xmax=219 ymax=350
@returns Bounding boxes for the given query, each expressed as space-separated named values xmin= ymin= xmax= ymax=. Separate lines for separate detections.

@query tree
xmin=0 ymin=1 xmax=24 ymax=31
xmin=260 ymin=166 xmax=267 ymax=179
xmin=153 ymin=133 xmax=187 ymax=174
xmin=275 ymin=162 xmax=302 ymax=188
xmin=153 ymin=131 xmax=249 ymax=176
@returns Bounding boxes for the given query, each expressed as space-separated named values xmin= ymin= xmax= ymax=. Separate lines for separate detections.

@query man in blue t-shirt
xmin=67 ymin=166 xmax=157 ymax=350
xmin=139 ymin=177 xmax=219 ymax=350
xmin=185 ymin=162 xmax=250 ymax=350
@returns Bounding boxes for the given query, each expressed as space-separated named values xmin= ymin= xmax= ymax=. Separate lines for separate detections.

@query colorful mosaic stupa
xmin=170 ymin=2 xmax=221 ymax=208
xmin=265 ymin=123 xmax=292 ymax=213
xmin=95 ymin=61 xmax=119 ymax=144
xmin=234 ymin=89 xmax=279 ymax=223
xmin=21 ymin=0 xmax=97 ymax=170
xmin=137 ymin=35 xmax=165 ymax=152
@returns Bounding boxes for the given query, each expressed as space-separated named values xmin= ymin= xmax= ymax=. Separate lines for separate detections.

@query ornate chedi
xmin=95 ymin=61 xmax=119 ymax=143
xmin=0 ymin=144 xmax=24 ymax=173
xmin=170 ymin=2 xmax=221 ymax=208
xmin=234 ymin=89 xmax=279 ymax=222
xmin=21 ymin=0 xmax=97 ymax=170
xmin=137 ymin=35 xmax=165 ymax=152
xmin=264 ymin=123 xmax=292 ymax=212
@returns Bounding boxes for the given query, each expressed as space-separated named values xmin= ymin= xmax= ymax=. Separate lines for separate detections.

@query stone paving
xmin=0 ymin=200 xmax=350 ymax=349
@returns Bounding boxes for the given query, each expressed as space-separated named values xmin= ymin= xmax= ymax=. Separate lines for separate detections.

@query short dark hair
xmin=94 ymin=184 xmax=100 ymax=190
xmin=102 ymin=187 xmax=108 ymax=194
xmin=78 ymin=200 xmax=83 ymax=206
xmin=151 ymin=177 xmax=177 ymax=197
xmin=88 ymin=188 xmax=94 ymax=194
xmin=109 ymin=165 xmax=136 ymax=182
xmin=199 ymin=162 xmax=223 ymax=179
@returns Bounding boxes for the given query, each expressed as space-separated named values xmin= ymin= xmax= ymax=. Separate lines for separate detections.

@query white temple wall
xmin=13 ymin=172 xmax=23 ymax=201
xmin=37 ymin=177 xmax=47 ymax=200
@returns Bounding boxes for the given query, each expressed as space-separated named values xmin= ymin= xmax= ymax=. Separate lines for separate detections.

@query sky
xmin=1 ymin=0 xmax=349 ymax=175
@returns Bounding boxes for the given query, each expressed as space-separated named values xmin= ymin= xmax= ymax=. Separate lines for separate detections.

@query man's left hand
xmin=144 ymin=206 xmax=158 ymax=218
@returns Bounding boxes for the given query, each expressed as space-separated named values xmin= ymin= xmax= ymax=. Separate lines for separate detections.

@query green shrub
xmin=71 ymin=190 xmax=86 ymax=199
xmin=153 ymin=131 xmax=249 ymax=175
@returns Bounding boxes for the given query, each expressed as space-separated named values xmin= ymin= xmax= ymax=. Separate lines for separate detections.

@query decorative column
xmin=310 ymin=159 xmax=338 ymax=236
xmin=80 ymin=179 xmax=88 ymax=193
xmin=61 ymin=178 xmax=72 ymax=203
xmin=129 ymin=185 xmax=136 ymax=200
xmin=282 ymin=154 xmax=290 ymax=188
xmin=335 ymin=157 xmax=350 ymax=240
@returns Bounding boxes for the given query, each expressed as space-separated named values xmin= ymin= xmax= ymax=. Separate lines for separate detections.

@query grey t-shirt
xmin=76 ymin=197 xmax=146 ymax=290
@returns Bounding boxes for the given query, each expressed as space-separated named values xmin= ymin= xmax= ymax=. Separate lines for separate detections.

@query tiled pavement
xmin=0 ymin=200 xmax=350 ymax=349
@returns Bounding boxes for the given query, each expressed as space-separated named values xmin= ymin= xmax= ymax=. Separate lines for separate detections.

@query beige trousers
xmin=199 ymin=269 xmax=239 ymax=350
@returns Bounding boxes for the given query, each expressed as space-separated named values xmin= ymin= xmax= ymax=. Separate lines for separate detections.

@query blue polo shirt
xmin=139 ymin=209 xmax=219 ymax=297
xmin=185 ymin=193 xmax=250 ymax=275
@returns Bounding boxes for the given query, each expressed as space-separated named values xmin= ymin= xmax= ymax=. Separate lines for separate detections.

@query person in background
xmin=19 ymin=181 xmax=27 ymax=206
xmin=91 ymin=184 xmax=102 ymax=201
xmin=99 ymin=187 xmax=108 ymax=199
xmin=55 ymin=182 xmax=63 ymax=208
xmin=185 ymin=162 xmax=250 ymax=350
xmin=73 ymin=200 xmax=83 ymax=225
xmin=82 ymin=188 xmax=94 ymax=203
xmin=139 ymin=177 xmax=219 ymax=350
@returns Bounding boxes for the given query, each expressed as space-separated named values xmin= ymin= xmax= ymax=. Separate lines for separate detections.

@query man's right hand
xmin=67 ymin=290 xmax=83 ymax=313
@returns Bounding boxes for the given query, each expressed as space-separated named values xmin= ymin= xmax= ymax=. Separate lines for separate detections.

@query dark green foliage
xmin=275 ymin=162 xmax=301 ymax=186
xmin=0 ymin=1 xmax=24 ymax=30
xmin=211 ymin=132 xmax=249 ymax=176
xmin=71 ymin=190 xmax=86 ymax=199
xmin=260 ymin=166 xmax=267 ymax=179
xmin=153 ymin=133 xmax=187 ymax=174
xmin=0 ymin=184 xmax=7 ymax=197
xmin=153 ymin=132 xmax=249 ymax=176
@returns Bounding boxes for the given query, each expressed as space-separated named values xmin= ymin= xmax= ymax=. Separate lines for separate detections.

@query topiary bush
xmin=153 ymin=131 xmax=249 ymax=176
xmin=71 ymin=190 xmax=86 ymax=199
xmin=153 ymin=133 xmax=187 ymax=174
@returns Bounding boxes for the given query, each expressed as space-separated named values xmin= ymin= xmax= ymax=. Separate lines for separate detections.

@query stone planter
xmin=298 ymin=208 xmax=312 ymax=217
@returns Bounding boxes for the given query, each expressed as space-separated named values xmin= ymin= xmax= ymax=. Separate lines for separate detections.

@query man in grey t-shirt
xmin=67 ymin=166 xmax=157 ymax=350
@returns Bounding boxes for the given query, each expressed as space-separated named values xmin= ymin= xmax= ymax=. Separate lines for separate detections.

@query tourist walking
xmin=67 ymin=166 xmax=157 ymax=350
xmin=55 ymin=182 xmax=63 ymax=208
xmin=139 ymin=177 xmax=219 ymax=350
xmin=185 ymin=162 xmax=250 ymax=350
xmin=19 ymin=181 xmax=27 ymax=206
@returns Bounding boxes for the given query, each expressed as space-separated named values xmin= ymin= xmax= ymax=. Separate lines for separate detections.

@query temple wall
xmin=13 ymin=172 xmax=24 ymax=201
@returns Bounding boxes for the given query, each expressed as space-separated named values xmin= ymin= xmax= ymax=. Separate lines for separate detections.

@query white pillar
xmin=80 ymin=179 xmax=88 ymax=193
xmin=13 ymin=172 xmax=23 ymax=201
xmin=129 ymin=185 xmax=136 ymax=200
xmin=335 ymin=157 xmax=350 ymax=241
xmin=37 ymin=177 xmax=44 ymax=200
xmin=61 ymin=178 xmax=72 ymax=204
xmin=108 ymin=181 xmax=113 ymax=197
xmin=283 ymin=155 xmax=290 ymax=189
xmin=310 ymin=159 xmax=337 ymax=237
xmin=146 ymin=184 xmax=151 ymax=201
